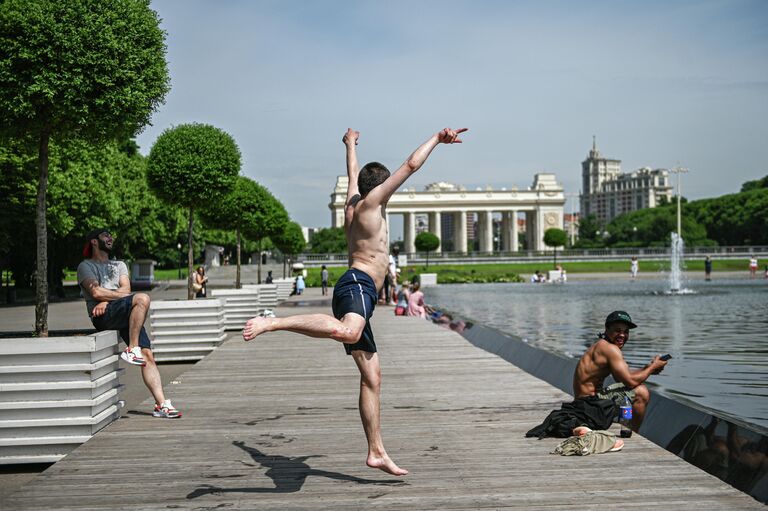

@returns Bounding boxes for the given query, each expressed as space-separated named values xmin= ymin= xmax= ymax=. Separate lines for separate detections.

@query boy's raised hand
xmin=343 ymin=128 xmax=360 ymax=146
xmin=437 ymin=127 xmax=468 ymax=144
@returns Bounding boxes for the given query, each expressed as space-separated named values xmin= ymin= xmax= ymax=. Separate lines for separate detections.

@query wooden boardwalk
xmin=2 ymin=298 xmax=761 ymax=510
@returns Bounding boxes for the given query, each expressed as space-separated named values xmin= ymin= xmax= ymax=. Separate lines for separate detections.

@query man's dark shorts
xmin=91 ymin=294 xmax=152 ymax=349
xmin=332 ymin=268 xmax=377 ymax=355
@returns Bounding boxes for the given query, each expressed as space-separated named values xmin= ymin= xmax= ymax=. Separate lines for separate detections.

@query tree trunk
xmin=187 ymin=207 xmax=194 ymax=300
xmin=236 ymin=228 xmax=242 ymax=289
xmin=257 ymin=239 xmax=262 ymax=283
xmin=426 ymin=250 xmax=429 ymax=269
xmin=35 ymin=131 xmax=50 ymax=336
xmin=554 ymin=247 xmax=557 ymax=269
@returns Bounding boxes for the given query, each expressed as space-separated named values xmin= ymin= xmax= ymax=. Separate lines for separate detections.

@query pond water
xmin=425 ymin=277 xmax=768 ymax=429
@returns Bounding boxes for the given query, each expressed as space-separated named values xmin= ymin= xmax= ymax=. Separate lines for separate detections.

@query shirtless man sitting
xmin=243 ymin=126 xmax=467 ymax=475
xmin=573 ymin=311 xmax=668 ymax=432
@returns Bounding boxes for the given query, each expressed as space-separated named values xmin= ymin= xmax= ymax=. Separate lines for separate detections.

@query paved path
xmin=1 ymin=294 xmax=761 ymax=510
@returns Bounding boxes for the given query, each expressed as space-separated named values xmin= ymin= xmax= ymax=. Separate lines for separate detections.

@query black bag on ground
xmin=526 ymin=396 xmax=618 ymax=438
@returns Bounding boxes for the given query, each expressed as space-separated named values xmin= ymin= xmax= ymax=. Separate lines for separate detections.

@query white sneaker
xmin=153 ymin=400 xmax=182 ymax=419
xmin=120 ymin=346 xmax=146 ymax=366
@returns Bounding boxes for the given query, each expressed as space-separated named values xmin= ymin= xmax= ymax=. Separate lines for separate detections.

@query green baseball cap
xmin=605 ymin=311 xmax=637 ymax=329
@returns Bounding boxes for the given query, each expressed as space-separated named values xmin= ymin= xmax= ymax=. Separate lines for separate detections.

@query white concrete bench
xmin=0 ymin=331 xmax=123 ymax=464
xmin=243 ymin=284 xmax=278 ymax=309
xmin=149 ymin=299 xmax=226 ymax=362
xmin=209 ymin=288 xmax=261 ymax=331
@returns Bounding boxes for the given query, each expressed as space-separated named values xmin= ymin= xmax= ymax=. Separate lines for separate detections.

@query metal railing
xmin=297 ymin=245 xmax=768 ymax=267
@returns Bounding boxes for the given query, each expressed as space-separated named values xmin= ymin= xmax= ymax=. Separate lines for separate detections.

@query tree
xmin=543 ymin=228 xmax=567 ymax=268
xmin=741 ymin=175 xmax=768 ymax=193
xmin=271 ymin=221 xmax=306 ymax=279
xmin=0 ymin=0 xmax=169 ymax=334
xmin=200 ymin=176 xmax=284 ymax=288
xmin=415 ymin=231 xmax=440 ymax=268
xmin=147 ymin=124 xmax=240 ymax=298
xmin=309 ymin=227 xmax=348 ymax=254
xmin=238 ymin=183 xmax=289 ymax=283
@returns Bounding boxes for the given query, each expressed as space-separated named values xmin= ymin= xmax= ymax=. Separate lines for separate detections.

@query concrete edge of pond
xmin=456 ymin=319 xmax=768 ymax=504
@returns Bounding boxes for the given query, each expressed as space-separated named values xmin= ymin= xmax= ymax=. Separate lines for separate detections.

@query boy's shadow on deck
xmin=187 ymin=440 xmax=407 ymax=499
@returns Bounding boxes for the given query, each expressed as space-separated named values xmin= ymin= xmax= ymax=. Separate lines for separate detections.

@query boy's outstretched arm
xmin=343 ymin=128 xmax=361 ymax=206
xmin=366 ymin=128 xmax=467 ymax=206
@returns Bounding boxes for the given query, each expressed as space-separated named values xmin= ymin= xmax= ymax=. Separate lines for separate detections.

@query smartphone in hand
xmin=660 ymin=354 xmax=672 ymax=361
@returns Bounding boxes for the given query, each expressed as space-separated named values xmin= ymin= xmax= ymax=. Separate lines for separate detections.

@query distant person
xmin=764 ymin=265 xmax=768 ymax=279
xmin=295 ymin=274 xmax=305 ymax=295
xmin=383 ymin=247 xmax=398 ymax=306
xmin=704 ymin=256 xmax=713 ymax=281
xmin=530 ymin=270 xmax=545 ymax=283
xmin=265 ymin=270 xmax=273 ymax=284
xmin=406 ymin=281 xmax=426 ymax=318
xmin=630 ymin=256 xmax=639 ymax=280
xmin=321 ymin=265 xmax=329 ymax=296
xmin=192 ymin=266 xmax=208 ymax=298
xmin=394 ymin=280 xmax=409 ymax=316
xmin=242 ymin=126 xmax=467 ymax=476
xmin=749 ymin=255 xmax=758 ymax=278
xmin=77 ymin=229 xmax=181 ymax=419
xmin=573 ymin=311 xmax=668 ymax=432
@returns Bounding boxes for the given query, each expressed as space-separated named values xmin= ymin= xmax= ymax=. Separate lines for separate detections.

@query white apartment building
xmin=580 ymin=138 xmax=673 ymax=224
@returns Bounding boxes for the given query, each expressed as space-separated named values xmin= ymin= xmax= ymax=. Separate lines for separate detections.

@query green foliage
xmin=686 ymin=188 xmax=768 ymax=245
xmin=576 ymin=214 xmax=603 ymax=246
xmin=0 ymin=0 xmax=170 ymax=141
xmin=543 ymin=228 xmax=567 ymax=248
xmin=415 ymin=232 xmax=440 ymax=252
xmin=741 ymin=175 xmax=768 ymax=193
xmin=309 ymin=227 xmax=347 ymax=253
xmin=272 ymin=221 xmax=306 ymax=256
xmin=0 ymin=137 xmax=187 ymax=284
xmin=146 ymin=123 xmax=241 ymax=208
xmin=604 ymin=205 xmax=711 ymax=247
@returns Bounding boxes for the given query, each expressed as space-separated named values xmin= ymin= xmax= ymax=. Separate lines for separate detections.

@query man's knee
xmin=133 ymin=293 xmax=151 ymax=308
xmin=141 ymin=348 xmax=155 ymax=365
xmin=633 ymin=384 xmax=650 ymax=404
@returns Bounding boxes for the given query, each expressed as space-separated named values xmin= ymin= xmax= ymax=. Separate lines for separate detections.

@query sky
xmin=137 ymin=0 xmax=768 ymax=230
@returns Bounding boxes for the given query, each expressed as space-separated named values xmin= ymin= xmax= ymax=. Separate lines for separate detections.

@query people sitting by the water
xmin=530 ymin=270 xmax=546 ymax=283
xmin=407 ymin=281 xmax=426 ymax=318
xmin=572 ymin=311 xmax=668 ymax=432
xmin=394 ymin=280 xmax=409 ymax=316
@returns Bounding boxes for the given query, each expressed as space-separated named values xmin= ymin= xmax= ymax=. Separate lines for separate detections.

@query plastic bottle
xmin=620 ymin=395 xmax=633 ymax=438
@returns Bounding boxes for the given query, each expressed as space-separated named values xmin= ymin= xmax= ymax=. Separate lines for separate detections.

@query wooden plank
xmin=2 ymin=298 xmax=762 ymax=510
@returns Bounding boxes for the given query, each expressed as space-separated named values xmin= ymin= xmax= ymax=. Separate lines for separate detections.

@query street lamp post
xmin=176 ymin=242 xmax=182 ymax=280
xmin=669 ymin=166 xmax=689 ymax=236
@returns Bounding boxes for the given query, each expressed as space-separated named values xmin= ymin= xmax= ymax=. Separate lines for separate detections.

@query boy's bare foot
xmin=243 ymin=317 xmax=272 ymax=341
xmin=366 ymin=453 xmax=408 ymax=476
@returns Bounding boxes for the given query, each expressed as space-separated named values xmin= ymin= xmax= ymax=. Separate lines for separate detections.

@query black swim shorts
xmin=91 ymin=294 xmax=152 ymax=349
xmin=331 ymin=268 xmax=378 ymax=354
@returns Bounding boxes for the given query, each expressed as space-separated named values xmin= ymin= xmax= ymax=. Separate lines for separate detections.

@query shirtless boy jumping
xmin=243 ymin=127 xmax=467 ymax=475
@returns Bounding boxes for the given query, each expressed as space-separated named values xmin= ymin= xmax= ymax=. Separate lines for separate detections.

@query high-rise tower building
xmin=580 ymin=137 xmax=673 ymax=224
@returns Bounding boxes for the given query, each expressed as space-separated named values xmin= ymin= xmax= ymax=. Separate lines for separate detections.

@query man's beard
xmin=98 ymin=239 xmax=112 ymax=254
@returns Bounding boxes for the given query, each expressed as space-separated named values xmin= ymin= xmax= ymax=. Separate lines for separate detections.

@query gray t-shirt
xmin=77 ymin=259 xmax=129 ymax=317
xmin=321 ymin=269 xmax=329 ymax=282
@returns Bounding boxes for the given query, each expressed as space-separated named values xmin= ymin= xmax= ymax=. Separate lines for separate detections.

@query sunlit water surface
xmin=426 ymin=278 xmax=768 ymax=429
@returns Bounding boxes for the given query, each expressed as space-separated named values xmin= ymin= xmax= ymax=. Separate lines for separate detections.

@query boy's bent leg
xmin=243 ymin=313 xmax=366 ymax=344
xmin=351 ymin=350 xmax=408 ymax=476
